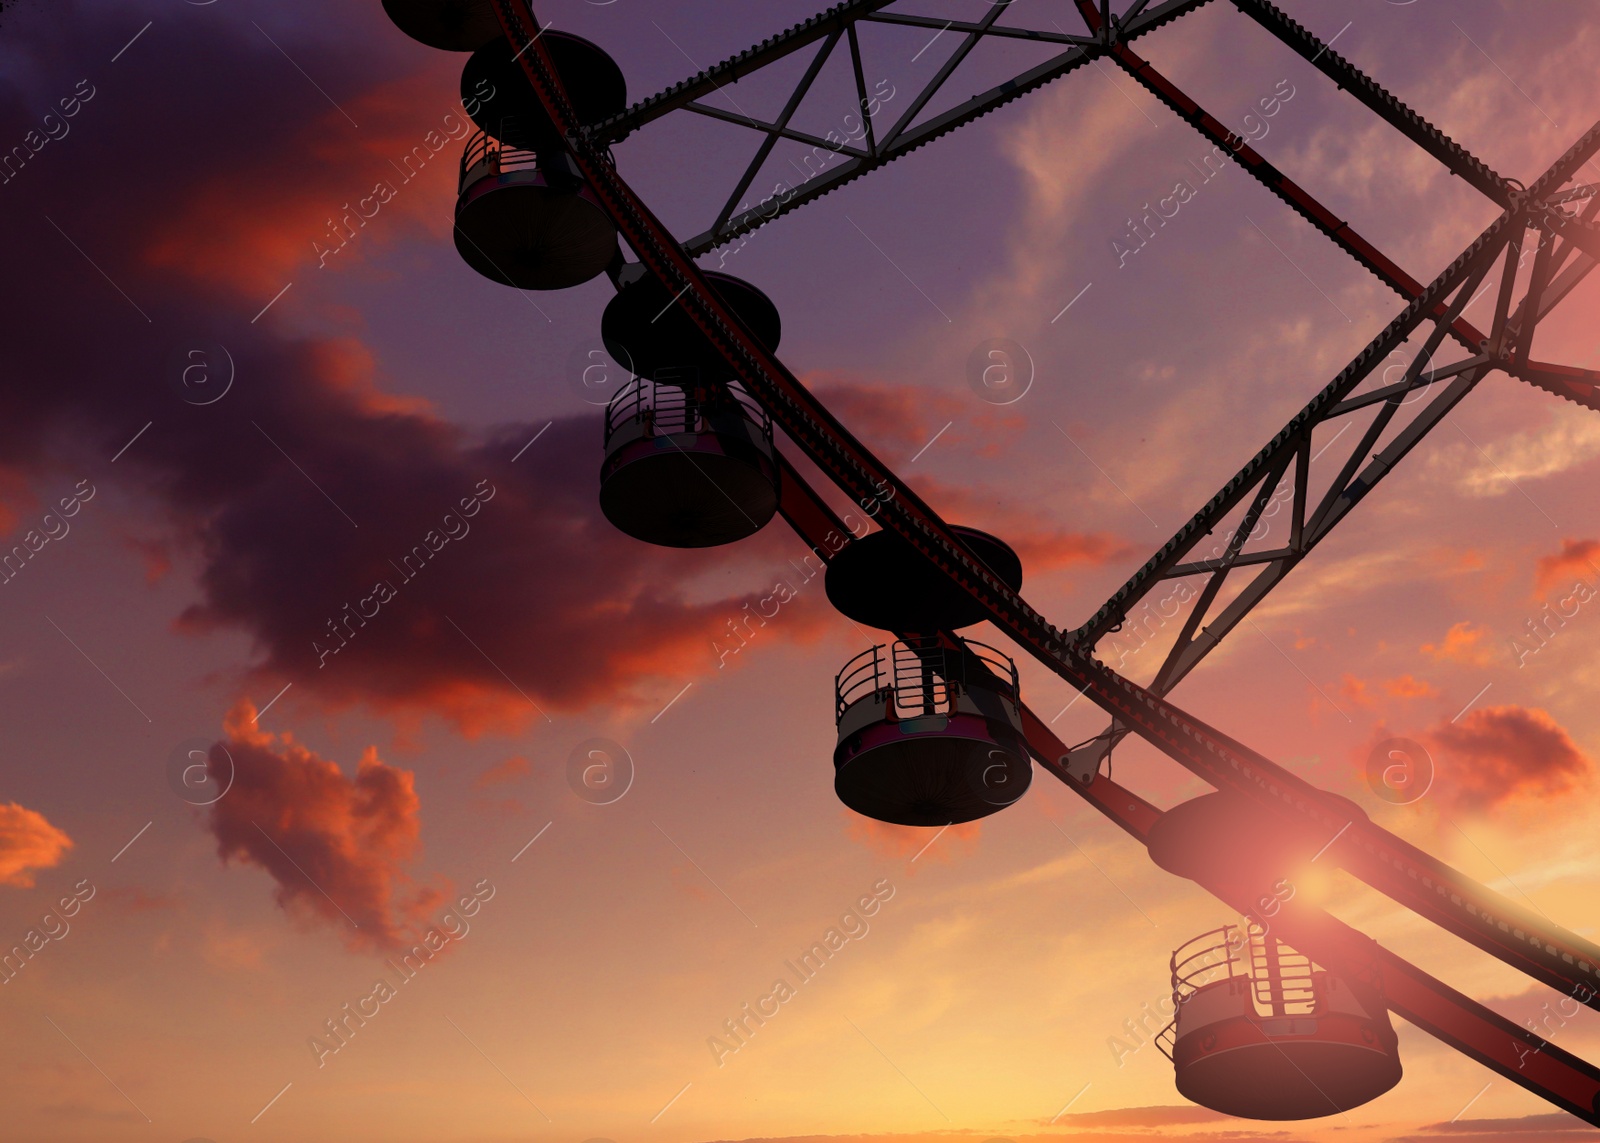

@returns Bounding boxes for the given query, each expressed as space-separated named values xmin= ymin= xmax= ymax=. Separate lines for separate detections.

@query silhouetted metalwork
xmin=383 ymin=0 xmax=1600 ymax=1122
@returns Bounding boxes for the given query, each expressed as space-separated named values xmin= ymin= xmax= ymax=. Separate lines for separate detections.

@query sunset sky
xmin=3 ymin=1 xmax=1600 ymax=1141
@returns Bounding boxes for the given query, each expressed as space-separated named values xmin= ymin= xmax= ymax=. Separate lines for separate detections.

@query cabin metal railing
xmin=1154 ymin=1019 xmax=1178 ymax=1060
xmin=1248 ymin=937 xmax=1317 ymax=1017
xmin=835 ymin=644 xmax=887 ymax=718
xmin=603 ymin=376 xmax=772 ymax=448
xmin=834 ymin=636 xmax=1020 ymax=720
xmin=1171 ymin=924 xmax=1252 ymax=999
xmin=892 ymin=639 xmax=954 ymax=716
xmin=1154 ymin=922 xmax=1322 ymax=1057
xmin=459 ymin=127 xmax=541 ymax=194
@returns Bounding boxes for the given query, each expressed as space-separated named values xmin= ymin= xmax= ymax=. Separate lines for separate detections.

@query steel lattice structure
xmin=448 ymin=0 xmax=1600 ymax=1123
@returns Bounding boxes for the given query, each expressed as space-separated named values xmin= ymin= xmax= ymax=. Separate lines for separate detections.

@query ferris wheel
xmin=381 ymin=0 xmax=1600 ymax=1123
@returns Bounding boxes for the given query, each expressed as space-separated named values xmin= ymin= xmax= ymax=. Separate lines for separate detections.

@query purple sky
xmin=3 ymin=1 xmax=1600 ymax=1141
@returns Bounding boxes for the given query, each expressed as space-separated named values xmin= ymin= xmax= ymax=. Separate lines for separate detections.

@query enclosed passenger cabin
xmin=599 ymin=375 xmax=780 ymax=548
xmin=452 ymin=32 xmax=625 ymax=290
xmin=601 ymin=270 xmax=782 ymax=384
xmin=1156 ymin=925 xmax=1402 ymax=1119
xmin=461 ymin=31 xmax=626 ymax=154
xmin=454 ymin=129 xmax=618 ymax=289
xmin=825 ymin=525 xmax=1022 ymax=632
xmin=833 ymin=636 xmax=1030 ymax=825
xmin=382 ymin=0 xmax=498 ymax=52
xmin=596 ymin=271 xmax=783 ymax=546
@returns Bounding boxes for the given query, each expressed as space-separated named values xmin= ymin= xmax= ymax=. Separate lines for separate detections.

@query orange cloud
xmin=811 ymin=381 xmax=1140 ymax=564
xmin=141 ymin=74 xmax=464 ymax=298
xmin=1422 ymin=705 xmax=1593 ymax=813
xmin=1344 ymin=673 xmax=1439 ymax=708
xmin=0 ymin=802 xmax=72 ymax=888
xmin=812 ymin=378 xmax=975 ymax=462
xmin=0 ymin=466 xmax=34 ymax=537
xmin=206 ymin=702 xmax=444 ymax=951
xmin=1051 ymin=1105 xmax=1229 ymax=1127
xmin=1007 ymin=529 xmax=1138 ymax=574
xmin=913 ymin=472 xmax=1136 ymax=578
xmin=1534 ymin=538 xmax=1600 ymax=597
xmin=1339 ymin=674 xmax=1376 ymax=709
xmin=810 ymin=375 xmax=1047 ymax=465
xmin=473 ymin=755 xmax=530 ymax=789
xmin=1421 ymin=621 xmax=1494 ymax=666
xmin=121 ymin=534 xmax=174 ymax=585
xmin=1444 ymin=546 xmax=1488 ymax=572
xmin=844 ymin=815 xmax=981 ymax=864
xmin=1384 ymin=674 xmax=1438 ymax=699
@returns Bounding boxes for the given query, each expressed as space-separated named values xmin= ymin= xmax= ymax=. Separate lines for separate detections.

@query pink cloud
xmin=207 ymin=703 xmax=444 ymax=951
xmin=1534 ymin=538 xmax=1600 ymax=597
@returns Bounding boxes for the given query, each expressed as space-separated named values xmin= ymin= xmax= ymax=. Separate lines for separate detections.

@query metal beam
xmin=591 ymin=0 xmax=899 ymax=143
xmin=1227 ymin=0 xmax=1514 ymax=207
xmin=683 ymin=42 xmax=1099 ymax=255
xmin=1073 ymin=247 xmax=1596 ymax=761
xmin=1076 ymin=240 xmax=1508 ymax=648
xmin=772 ymin=459 xmax=1600 ymax=1126
xmin=600 ymin=0 xmax=1217 ymax=256
xmin=862 ymin=11 xmax=1093 ymax=47
xmin=494 ymin=0 xmax=1600 ymax=1089
xmin=1085 ymin=14 xmax=1488 ymax=352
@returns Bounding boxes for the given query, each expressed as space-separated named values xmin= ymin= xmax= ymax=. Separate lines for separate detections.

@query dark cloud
xmin=0 ymin=4 xmax=827 ymax=732
xmin=0 ymin=5 xmax=1138 ymax=745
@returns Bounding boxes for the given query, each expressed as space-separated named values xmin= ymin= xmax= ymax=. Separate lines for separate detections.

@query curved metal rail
xmin=483 ymin=0 xmax=1600 ymax=1120
xmin=603 ymin=376 xmax=770 ymax=445
xmin=458 ymin=126 xmax=540 ymax=193
xmin=836 ymin=636 xmax=1019 ymax=716
xmin=501 ymin=0 xmax=1600 ymax=1007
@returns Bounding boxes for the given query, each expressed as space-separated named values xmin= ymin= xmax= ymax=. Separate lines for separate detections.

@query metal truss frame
xmin=484 ymin=0 xmax=1600 ymax=1122
xmin=1066 ymin=0 xmax=1600 ymax=768
xmin=592 ymin=0 xmax=1211 ymax=255
xmin=591 ymin=0 xmax=1600 ymax=773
